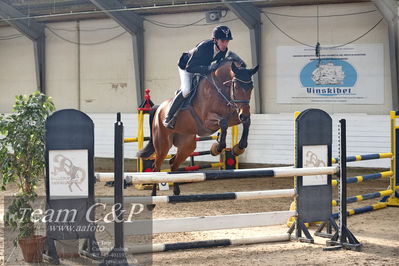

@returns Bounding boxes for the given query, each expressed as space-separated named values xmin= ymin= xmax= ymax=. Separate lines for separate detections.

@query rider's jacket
xmin=178 ymin=39 xmax=228 ymax=75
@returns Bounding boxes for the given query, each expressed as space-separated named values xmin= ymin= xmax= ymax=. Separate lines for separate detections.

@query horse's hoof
xmin=169 ymin=155 xmax=176 ymax=165
xmin=147 ymin=204 xmax=156 ymax=211
xmin=173 ymin=185 xmax=181 ymax=195
xmin=232 ymin=144 xmax=246 ymax=156
xmin=210 ymin=143 xmax=222 ymax=156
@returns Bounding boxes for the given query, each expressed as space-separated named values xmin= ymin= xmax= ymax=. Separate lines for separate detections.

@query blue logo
xmin=300 ymin=59 xmax=357 ymax=88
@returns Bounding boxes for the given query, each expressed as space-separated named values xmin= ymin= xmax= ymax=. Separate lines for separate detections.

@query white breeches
xmin=178 ymin=67 xmax=193 ymax=98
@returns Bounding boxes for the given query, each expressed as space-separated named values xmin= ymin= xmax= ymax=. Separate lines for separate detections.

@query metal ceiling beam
xmin=0 ymin=1 xmax=46 ymax=94
xmin=372 ymin=0 xmax=399 ymax=110
xmin=88 ymin=0 xmax=145 ymax=106
xmin=223 ymin=0 xmax=263 ymax=113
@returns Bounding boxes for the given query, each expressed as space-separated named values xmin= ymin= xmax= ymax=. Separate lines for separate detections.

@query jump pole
xmin=96 ymin=188 xmax=295 ymax=204
xmin=125 ymin=233 xmax=291 ymax=254
xmin=389 ymin=111 xmax=399 ymax=206
xmin=96 ymin=166 xmax=338 ymax=183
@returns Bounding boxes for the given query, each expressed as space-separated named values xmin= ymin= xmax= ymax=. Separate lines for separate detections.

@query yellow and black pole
xmin=135 ymin=89 xmax=154 ymax=189
xmin=136 ymin=109 xmax=144 ymax=172
xmin=221 ymin=125 xmax=239 ymax=170
xmin=232 ymin=125 xmax=239 ymax=169
xmin=388 ymin=111 xmax=399 ymax=206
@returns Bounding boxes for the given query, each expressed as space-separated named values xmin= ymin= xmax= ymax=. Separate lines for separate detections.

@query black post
xmin=325 ymin=119 xmax=362 ymax=251
xmin=101 ymin=113 xmax=128 ymax=265
xmin=339 ymin=119 xmax=348 ymax=243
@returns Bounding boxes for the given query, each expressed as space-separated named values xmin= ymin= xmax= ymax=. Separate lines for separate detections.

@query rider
xmin=163 ymin=25 xmax=233 ymax=129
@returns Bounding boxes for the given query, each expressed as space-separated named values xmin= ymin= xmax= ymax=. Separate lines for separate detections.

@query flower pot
xmin=18 ymin=235 xmax=46 ymax=263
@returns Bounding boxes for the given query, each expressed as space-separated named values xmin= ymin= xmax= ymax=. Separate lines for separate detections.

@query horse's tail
xmin=136 ymin=105 xmax=159 ymax=158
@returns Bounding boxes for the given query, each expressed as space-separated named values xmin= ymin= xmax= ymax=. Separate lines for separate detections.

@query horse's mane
xmin=219 ymin=51 xmax=247 ymax=68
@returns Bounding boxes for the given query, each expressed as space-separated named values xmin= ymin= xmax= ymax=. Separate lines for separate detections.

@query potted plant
xmin=0 ymin=91 xmax=55 ymax=262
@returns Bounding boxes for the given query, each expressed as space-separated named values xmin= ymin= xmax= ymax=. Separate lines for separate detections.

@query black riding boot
xmin=163 ymin=91 xmax=185 ymax=129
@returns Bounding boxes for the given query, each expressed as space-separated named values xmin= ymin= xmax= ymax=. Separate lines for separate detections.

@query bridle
xmin=229 ymin=77 xmax=253 ymax=104
xmin=205 ymin=74 xmax=252 ymax=110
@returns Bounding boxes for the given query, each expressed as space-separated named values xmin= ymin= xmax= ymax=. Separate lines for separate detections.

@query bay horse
xmin=137 ymin=53 xmax=259 ymax=198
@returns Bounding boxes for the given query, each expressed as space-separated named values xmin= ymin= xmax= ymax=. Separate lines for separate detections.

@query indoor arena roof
xmin=0 ymin=0 xmax=373 ymax=25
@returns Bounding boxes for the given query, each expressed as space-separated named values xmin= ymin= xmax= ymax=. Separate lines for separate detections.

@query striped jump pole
xmin=332 ymin=153 xmax=392 ymax=164
xmin=291 ymin=189 xmax=394 ymax=230
xmin=332 ymin=202 xmax=388 ymax=219
xmin=124 ymin=136 xmax=150 ymax=143
xmin=96 ymin=166 xmax=338 ymax=183
xmin=331 ymin=171 xmax=393 ymax=186
xmin=332 ymin=189 xmax=393 ymax=206
xmin=389 ymin=111 xmax=399 ymax=206
xmin=96 ymin=188 xmax=295 ymax=204
xmin=125 ymin=234 xmax=291 ymax=254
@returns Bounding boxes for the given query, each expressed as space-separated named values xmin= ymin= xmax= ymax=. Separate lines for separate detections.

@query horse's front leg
xmin=210 ymin=118 xmax=228 ymax=156
xmin=233 ymin=115 xmax=251 ymax=156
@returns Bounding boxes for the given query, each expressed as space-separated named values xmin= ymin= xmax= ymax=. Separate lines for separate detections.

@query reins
xmin=204 ymin=72 xmax=251 ymax=110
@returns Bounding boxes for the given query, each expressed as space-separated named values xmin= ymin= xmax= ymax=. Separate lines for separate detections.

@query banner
xmin=277 ymin=44 xmax=384 ymax=104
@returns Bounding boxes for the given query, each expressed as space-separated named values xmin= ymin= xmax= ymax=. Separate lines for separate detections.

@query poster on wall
xmin=49 ymin=149 xmax=88 ymax=199
xmin=277 ymin=44 xmax=384 ymax=104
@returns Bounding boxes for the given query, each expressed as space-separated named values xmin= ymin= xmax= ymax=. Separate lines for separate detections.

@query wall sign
xmin=277 ymin=44 xmax=384 ymax=104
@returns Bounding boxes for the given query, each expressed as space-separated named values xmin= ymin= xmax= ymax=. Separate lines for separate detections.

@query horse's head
xmin=227 ymin=62 xmax=259 ymax=123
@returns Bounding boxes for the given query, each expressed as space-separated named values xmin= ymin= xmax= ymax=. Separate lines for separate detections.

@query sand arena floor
xmin=1 ymin=166 xmax=398 ymax=265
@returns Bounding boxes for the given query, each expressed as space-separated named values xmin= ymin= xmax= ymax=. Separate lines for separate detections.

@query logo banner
xmin=49 ymin=149 xmax=89 ymax=199
xmin=277 ymin=44 xmax=384 ymax=104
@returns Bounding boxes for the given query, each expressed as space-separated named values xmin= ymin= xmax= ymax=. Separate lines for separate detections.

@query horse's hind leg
xmin=147 ymin=128 xmax=172 ymax=210
xmin=146 ymin=146 xmax=170 ymax=211
xmin=170 ymin=134 xmax=197 ymax=195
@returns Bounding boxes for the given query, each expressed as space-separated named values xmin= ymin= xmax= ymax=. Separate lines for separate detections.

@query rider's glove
xmin=207 ymin=62 xmax=220 ymax=74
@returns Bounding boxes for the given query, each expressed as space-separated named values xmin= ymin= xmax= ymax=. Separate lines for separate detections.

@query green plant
xmin=0 ymin=91 xmax=55 ymax=244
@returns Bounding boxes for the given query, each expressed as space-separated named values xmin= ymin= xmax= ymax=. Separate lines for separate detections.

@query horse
xmin=137 ymin=53 xmax=259 ymax=199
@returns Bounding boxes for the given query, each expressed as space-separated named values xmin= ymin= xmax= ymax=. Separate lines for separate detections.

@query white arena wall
xmin=89 ymin=112 xmax=391 ymax=169
xmin=0 ymin=2 xmax=394 ymax=168
xmin=0 ymin=2 xmax=394 ymax=115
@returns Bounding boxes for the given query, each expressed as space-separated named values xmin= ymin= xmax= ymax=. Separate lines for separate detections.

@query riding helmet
xmin=212 ymin=25 xmax=233 ymax=40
